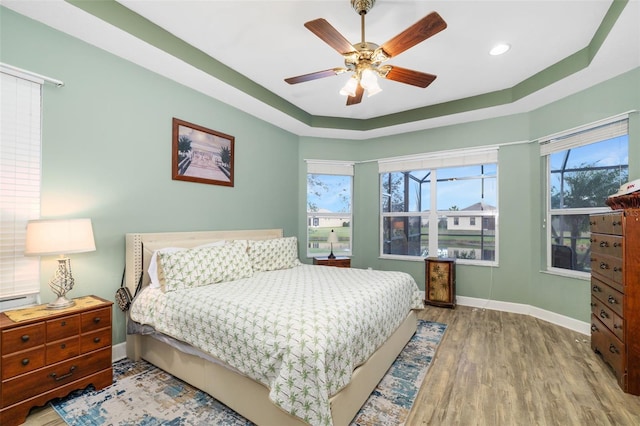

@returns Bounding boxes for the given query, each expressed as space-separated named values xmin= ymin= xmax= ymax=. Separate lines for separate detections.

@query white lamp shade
xmin=327 ymin=230 xmax=339 ymax=244
xmin=25 ymin=218 xmax=96 ymax=256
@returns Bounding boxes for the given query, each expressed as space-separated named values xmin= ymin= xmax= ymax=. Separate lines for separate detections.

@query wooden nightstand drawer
xmin=1 ymin=323 xmax=45 ymax=355
xmin=2 ymin=347 xmax=111 ymax=407
xmin=81 ymin=307 xmax=111 ymax=333
xmin=2 ymin=346 xmax=45 ymax=380
xmin=46 ymin=336 xmax=80 ymax=365
xmin=313 ymin=256 xmax=351 ymax=268
xmin=47 ymin=314 xmax=80 ymax=341
xmin=81 ymin=328 xmax=111 ymax=353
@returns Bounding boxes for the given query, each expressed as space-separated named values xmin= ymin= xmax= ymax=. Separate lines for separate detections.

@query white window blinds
xmin=378 ymin=146 xmax=499 ymax=173
xmin=306 ymin=160 xmax=354 ymax=176
xmin=0 ymin=70 xmax=42 ymax=300
xmin=539 ymin=115 xmax=629 ymax=156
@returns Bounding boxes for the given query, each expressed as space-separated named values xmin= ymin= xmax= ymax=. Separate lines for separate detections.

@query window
xmin=1 ymin=67 xmax=43 ymax=308
xmin=379 ymin=148 xmax=498 ymax=264
xmin=306 ymin=161 xmax=353 ymax=257
xmin=541 ymin=117 xmax=629 ymax=275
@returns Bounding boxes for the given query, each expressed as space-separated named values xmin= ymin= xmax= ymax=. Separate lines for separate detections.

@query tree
xmin=178 ymin=135 xmax=192 ymax=154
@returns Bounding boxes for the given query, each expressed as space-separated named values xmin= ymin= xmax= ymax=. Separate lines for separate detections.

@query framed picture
xmin=172 ymin=118 xmax=234 ymax=187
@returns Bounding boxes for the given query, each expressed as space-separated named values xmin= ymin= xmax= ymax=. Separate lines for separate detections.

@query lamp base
xmin=328 ymin=251 xmax=336 ymax=259
xmin=47 ymin=296 xmax=76 ymax=310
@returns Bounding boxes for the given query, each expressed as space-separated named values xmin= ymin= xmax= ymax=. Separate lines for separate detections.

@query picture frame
xmin=172 ymin=118 xmax=234 ymax=187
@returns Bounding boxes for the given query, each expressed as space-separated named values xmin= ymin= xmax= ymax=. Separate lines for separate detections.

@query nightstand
xmin=0 ymin=295 xmax=113 ymax=426
xmin=313 ymin=256 xmax=351 ymax=268
xmin=425 ymin=258 xmax=456 ymax=308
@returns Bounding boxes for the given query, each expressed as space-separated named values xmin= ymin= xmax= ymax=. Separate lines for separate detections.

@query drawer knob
xmin=21 ymin=334 xmax=30 ymax=342
xmin=49 ymin=365 xmax=77 ymax=382
xmin=599 ymin=241 xmax=609 ymax=248
xmin=600 ymin=309 xmax=609 ymax=319
xmin=613 ymin=242 xmax=621 ymax=248
xmin=614 ymin=323 xmax=621 ymax=329
xmin=591 ymin=324 xmax=599 ymax=332
xmin=21 ymin=358 xmax=30 ymax=366
xmin=608 ymin=296 xmax=618 ymax=305
xmin=93 ymin=337 xmax=101 ymax=343
xmin=599 ymin=262 xmax=609 ymax=270
xmin=93 ymin=317 xmax=101 ymax=324
xmin=60 ymin=343 xmax=66 ymax=349
xmin=61 ymin=320 xmax=66 ymax=326
xmin=609 ymin=344 xmax=620 ymax=354
xmin=592 ymin=285 xmax=601 ymax=292
xmin=613 ymin=266 xmax=622 ymax=273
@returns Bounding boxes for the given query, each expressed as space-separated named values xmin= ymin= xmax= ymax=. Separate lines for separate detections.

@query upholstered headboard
xmin=124 ymin=229 xmax=283 ymax=295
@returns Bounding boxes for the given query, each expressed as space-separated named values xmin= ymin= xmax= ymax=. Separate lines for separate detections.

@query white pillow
xmin=248 ymin=236 xmax=301 ymax=272
xmin=148 ymin=241 xmax=225 ymax=288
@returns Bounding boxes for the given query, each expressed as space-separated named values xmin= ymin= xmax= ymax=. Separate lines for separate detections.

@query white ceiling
xmin=3 ymin=0 xmax=639 ymax=139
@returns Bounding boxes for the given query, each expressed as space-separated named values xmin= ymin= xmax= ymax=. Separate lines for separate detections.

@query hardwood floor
xmin=23 ymin=305 xmax=640 ymax=425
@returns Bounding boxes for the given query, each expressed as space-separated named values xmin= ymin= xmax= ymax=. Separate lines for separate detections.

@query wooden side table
xmin=425 ymin=258 xmax=456 ymax=308
xmin=313 ymin=256 xmax=351 ymax=268
xmin=0 ymin=295 xmax=113 ymax=426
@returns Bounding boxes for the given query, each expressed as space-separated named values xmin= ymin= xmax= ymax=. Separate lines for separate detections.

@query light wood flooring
xmin=23 ymin=305 xmax=640 ymax=425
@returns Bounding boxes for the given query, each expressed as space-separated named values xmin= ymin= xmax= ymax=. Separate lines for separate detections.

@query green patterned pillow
xmin=248 ymin=236 xmax=301 ymax=272
xmin=157 ymin=246 xmax=224 ymax=292
xmin=215 ymin=240 xmax=254 ymax=282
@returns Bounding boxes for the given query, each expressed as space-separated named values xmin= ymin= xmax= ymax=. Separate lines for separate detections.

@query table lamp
xmin=327 ymin=229 xmax=339 ymax=259
xmin=24 ymin=218 xmax=96 ymax=309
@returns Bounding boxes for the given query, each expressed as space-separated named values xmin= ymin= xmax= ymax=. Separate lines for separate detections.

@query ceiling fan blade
xmin=304 ymin=18 xmax=356 ymax=55
xmin=380 ymin=12 xmax=447 ymax=58
xmin=285 ymin=68 xmax=346 ymax=84
xmin=383 ymin=66 xmax=437 ymax=88
xmin=346 ymin=84 xmax=364 ymax=106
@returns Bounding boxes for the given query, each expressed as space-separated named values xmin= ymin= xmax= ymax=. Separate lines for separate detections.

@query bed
xmin=125 ymin=229 xmax=422 ymax=426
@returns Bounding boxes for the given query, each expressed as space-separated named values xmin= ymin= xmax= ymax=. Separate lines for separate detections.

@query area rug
xmin=51 ymin=320 xmax=447 ymax=426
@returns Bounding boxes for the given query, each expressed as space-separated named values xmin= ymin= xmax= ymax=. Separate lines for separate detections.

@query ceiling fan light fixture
xmin=361 ymin=68 xmax=382 ymax=96
xmin=340 ymin=76 xmax=359 ymax=97
xmin=489 ymin=43 xmax=511 ymax=56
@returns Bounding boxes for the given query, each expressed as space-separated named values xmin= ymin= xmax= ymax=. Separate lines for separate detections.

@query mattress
xmin=130 ymin=264 xmax=423 ymax=425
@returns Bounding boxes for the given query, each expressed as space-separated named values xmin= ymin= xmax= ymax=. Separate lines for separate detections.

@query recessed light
xmin=489 ymin=43 xmax=511 ymax=56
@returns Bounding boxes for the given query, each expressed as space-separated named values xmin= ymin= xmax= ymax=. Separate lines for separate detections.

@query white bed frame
xmin=125 ymin=229 xmax=417 ymax=426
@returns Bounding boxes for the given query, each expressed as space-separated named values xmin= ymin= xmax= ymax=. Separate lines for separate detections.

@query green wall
xmin=2 ymin=6 xmax=639 ymax=345
xmin=1 ymin=8 xmax=299 ymax=345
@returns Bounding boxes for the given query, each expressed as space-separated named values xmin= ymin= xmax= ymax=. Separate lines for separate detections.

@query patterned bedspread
xmin=130 ymin=264 xmax=423 ymax=425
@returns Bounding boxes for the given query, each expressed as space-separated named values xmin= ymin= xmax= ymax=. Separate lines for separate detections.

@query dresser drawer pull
xmin=600 ymin=309 xmax=609 ymax=319
xmin=608 ymin=296 xmax=618 ymax=305
xmin=591 ymin=324 xmax=599 ymax=332
xmin=590 ymin=302 xmax=596 ymax=308
xmin=613 ymin=242 xmax=621 ymax=248
xmin=599 ymin=241 xmax=609 ymax=247
xmin=613 ymin=266 xmax=622 ymax=273
xmin=614 ymin=323 xmax=621 ymax=329
xmin=592 ymin=285 xmax=601 ymax=292
xmin=61 ymin=320 xmax=67 ymax=326
xmin=21 ymin=334 xmax=30 ymax=342
xmin=599 ymin=262 xmax=609 ymax=270
xmin=609 ymin=344 xmax=620 ymax=354
xmin=49 ymin=365 xmax=77 ymax=382
xmin=93 ymin=337 xmax=101 ymax=343
xmin=21 ymin=358 xmax=30 ymax=366
xmin=93 ymin=317 xmax=101 ymax=324
xmin=60 ymin=343 xmax=66 ymax=349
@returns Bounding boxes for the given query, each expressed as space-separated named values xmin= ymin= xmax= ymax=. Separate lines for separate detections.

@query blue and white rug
xmin=51 ymin=320 xmax=447 ymax=425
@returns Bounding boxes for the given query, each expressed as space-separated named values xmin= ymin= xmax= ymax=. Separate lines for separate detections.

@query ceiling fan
xmin=284 ymin=0 xmax=447 ymax=106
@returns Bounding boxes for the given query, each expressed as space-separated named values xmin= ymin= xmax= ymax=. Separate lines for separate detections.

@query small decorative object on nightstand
xmin=313 ymin=256 xmax=351 ymax=268
xmin=0 ymin=295 xmax=113 ymax=426
xmin=425 ymin=257 xmax=456 ymax=308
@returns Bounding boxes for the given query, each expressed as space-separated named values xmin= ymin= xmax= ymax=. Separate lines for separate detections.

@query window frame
xmin=378 ymin=147 xmax=499 ymax=266
xmin=305 ymin=160 xmax=354 ymax=258
xmin=541 ymin=115 xmax=629 ymax=278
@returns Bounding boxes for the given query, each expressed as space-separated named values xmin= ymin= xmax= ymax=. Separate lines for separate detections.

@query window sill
xmin=540 ymin=268 xmax=590 ymax=281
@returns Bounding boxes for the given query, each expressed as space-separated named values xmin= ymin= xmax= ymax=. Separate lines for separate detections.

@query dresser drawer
xmin=590 ymin=252 xmax=623 ymax=286
xmin=46 ymin=336 xmax=80 ymax=365
xmin=81 ymin=308 xmax=111 ymax=333
xmin=1 ymin=347 xmax=111 ymax=407
xmin=591 ymin=296 xmax=624 ymax=341
xmin=591 ymin=277 xmax=624 ymax=317
xmin=46 ymin=314 xmax=80 ymax=342
xmin=80 ymin=328 xmax=111 ymax=354
xmin=590 ymin=234 xmax=623 ymax=258
xmin=591 ymin=316 xmax=626 ymax=388
xmin=1 ymin=346 xmax=45 ymax=380
xmin=1 ymin=323 xmax=45 ymax=355
xmin=590 ymin=212 xmax=624 ymax=235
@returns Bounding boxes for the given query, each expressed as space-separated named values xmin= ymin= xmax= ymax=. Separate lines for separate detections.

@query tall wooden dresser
xmin=589 ymin=209 xmax=640 ymax=395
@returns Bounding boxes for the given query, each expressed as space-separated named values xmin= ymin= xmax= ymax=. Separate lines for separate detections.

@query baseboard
xmin=456 ymin=295 xmax=590 ymax=336
xmin=113 ymin=341 xmax=127 ymax=362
